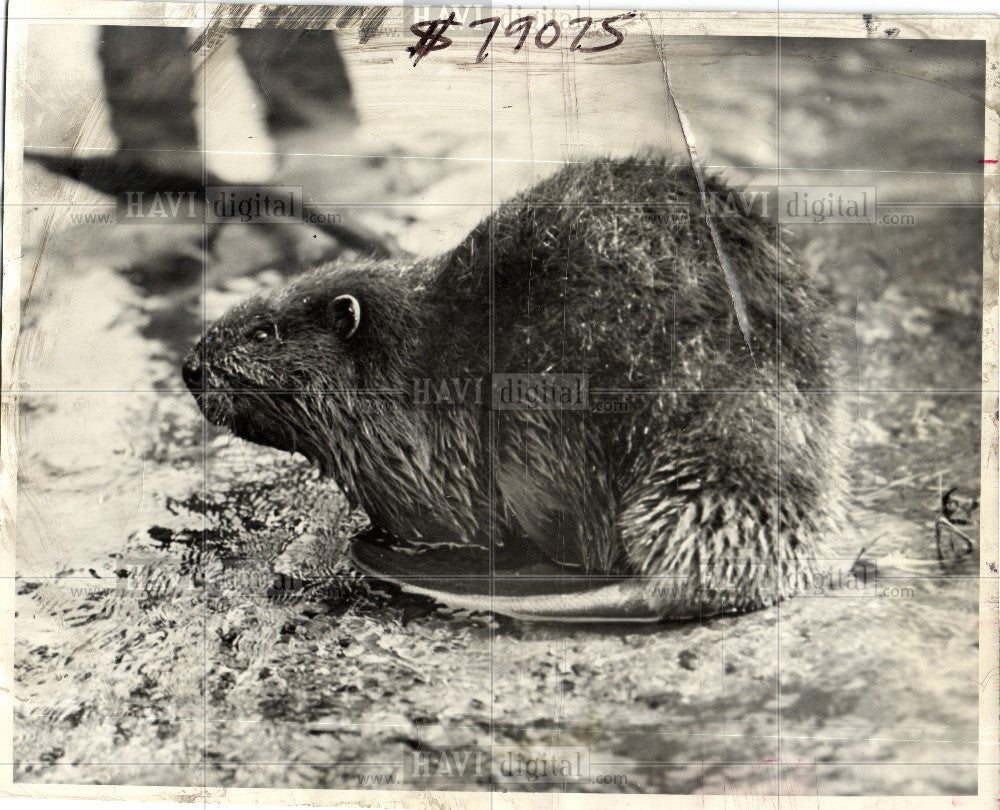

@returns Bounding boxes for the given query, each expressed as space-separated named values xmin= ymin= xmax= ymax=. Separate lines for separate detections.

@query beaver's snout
xmin=181 ymin=332 xmax=297 ymax=452
xmin=182 ymin=330 xmax=233 ymax=394
xmin=182 ymin=341 xmax=224 ymax=426
xmin=181 ymin=347 xmax=205 ymax=392
xmin=182 ymin=338 xmax=233 ymax=427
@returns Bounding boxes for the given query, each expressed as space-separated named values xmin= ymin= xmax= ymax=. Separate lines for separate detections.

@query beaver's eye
xmin=250 ymin=324 xmax=280 ymax=343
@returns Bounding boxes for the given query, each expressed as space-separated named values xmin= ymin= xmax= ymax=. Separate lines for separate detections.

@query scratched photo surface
xmin=5 ymin=5 xmax=990 ymax=797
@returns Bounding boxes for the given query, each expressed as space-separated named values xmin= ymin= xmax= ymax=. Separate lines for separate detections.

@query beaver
xmin=183 ymin=155 xmax=845 ymax=622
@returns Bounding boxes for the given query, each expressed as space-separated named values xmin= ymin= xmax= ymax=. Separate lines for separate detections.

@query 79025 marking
xmin=407 ymin=12 xmax=637 ymax=65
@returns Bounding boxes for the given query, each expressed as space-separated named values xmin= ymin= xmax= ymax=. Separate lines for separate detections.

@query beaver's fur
xmin=184 ymin=155 xmax=844 ymax=616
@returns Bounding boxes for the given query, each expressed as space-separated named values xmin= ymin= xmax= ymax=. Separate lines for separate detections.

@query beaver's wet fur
xmin=184 ymin=155 xmax=844 ymax=618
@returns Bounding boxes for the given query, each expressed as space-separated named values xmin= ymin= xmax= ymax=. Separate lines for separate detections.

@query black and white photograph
xmin=2 ymin=1 xmax=997 ymax=803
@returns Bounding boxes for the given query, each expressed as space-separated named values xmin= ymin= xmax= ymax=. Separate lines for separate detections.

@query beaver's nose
xmin=182 ymin=346 xmax=205 ymax=391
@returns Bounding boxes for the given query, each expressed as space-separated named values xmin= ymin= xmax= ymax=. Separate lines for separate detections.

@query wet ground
xmin=9 ymin=26 xmax=988 ymax=794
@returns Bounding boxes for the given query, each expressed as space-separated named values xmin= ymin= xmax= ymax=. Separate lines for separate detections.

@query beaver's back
xmin=431 ymin=155 xmax=834 ymax=399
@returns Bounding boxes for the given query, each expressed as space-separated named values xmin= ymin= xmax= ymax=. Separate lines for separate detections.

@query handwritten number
xmin=534 ymin=20 xmax=561 ymax=49
xmin=578 ymin=12 xmax=636 ymax=54
xmin=505 ymin=16 xmax=535 ymax=51
xmin=569 ymin=17 xmax=593 ymax=51
xmin=469 ymin=17 xmax=501 ymax=64
xmin=408 ymin=11 xmax=632 ymax=63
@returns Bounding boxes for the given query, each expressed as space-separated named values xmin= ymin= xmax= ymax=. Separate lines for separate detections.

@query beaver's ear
xmin=330 ymin=294 xmax=361 ymax=339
